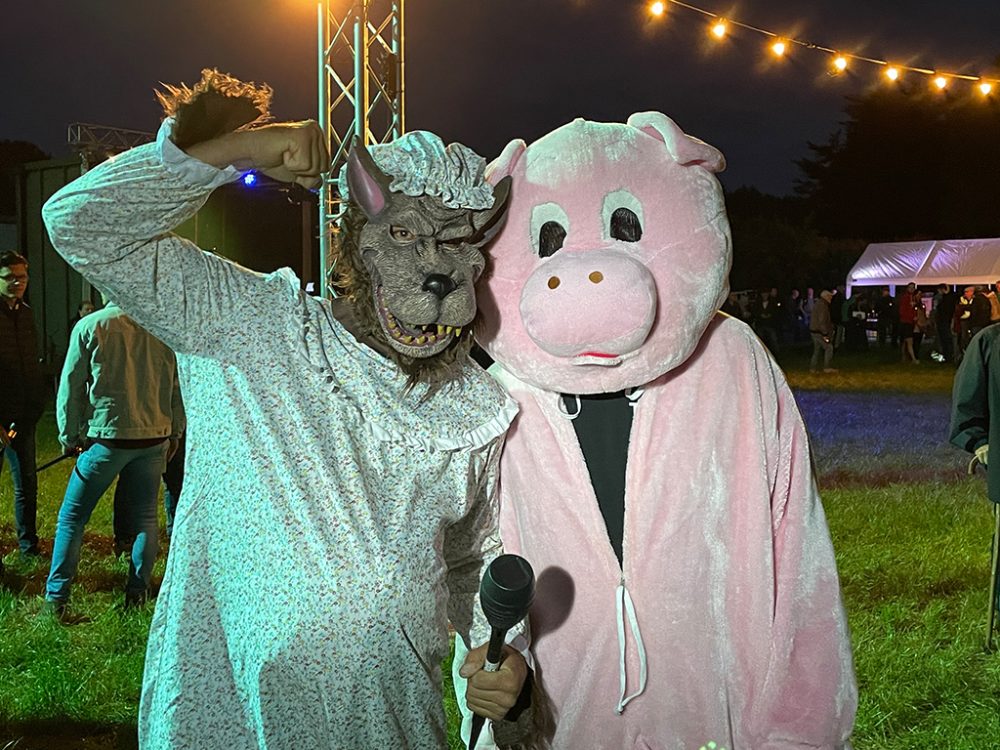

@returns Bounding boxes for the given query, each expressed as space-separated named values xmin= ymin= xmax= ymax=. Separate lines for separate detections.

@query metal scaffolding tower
xmin=317 ymin=0 xmax=405 ymax=297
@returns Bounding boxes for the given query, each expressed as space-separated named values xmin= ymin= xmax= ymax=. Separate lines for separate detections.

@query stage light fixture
xmin=833 ymin=55 xmax=848 ymax=72
xmin=770 ymin=39 xmax=787 ymax=57
xmin=885 ymin=66 xmax=900 ymax=81
xmin=711 ymin=20 xmax=727 ymax=38
xmin=650 ymin=1 xmax=666 ymax=16
xmin=980 ymin=81 xmax=993 ymax=95
xmin=933 ymin=75 xmax=948 ymax=90
xmin=242 ymin=172 xmax=258 ymax=187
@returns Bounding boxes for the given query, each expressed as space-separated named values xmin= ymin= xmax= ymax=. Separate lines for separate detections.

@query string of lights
xmin=647 ymin=0 xmax=997 ymax=95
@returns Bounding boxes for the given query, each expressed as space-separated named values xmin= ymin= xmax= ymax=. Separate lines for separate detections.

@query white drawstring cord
xmin=615 ymin=582 xmax=648 ymax=714
xmin=558 ymin=393 xmax=582 ymax=420
xmin=625 ymin=386 xmax=645 ymax=408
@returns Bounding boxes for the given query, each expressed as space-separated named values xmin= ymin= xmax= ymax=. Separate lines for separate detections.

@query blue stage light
xmin=242 ymin=172 xmax=258 ymax=187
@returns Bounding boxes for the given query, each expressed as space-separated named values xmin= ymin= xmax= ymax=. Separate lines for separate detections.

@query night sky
xmin=3 ymin=0 xmax=1000 ymax=195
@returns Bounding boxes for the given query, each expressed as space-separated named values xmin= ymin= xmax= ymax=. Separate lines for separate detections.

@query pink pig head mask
xmin=477 ymin=112 xmax=731 ymax=394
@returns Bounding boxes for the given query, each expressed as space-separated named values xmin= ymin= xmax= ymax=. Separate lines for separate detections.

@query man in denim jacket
xmin=44 ymin=300 xmax=184 ymax=614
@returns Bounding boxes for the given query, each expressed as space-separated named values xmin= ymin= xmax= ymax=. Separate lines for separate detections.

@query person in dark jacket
xmin=933 ymin=284 xmax=958 ymax=363
xmin=809 ymin=289 xmax=837 ymax=373
xmin=951 ymin=324 xmax=1000 ymax=499
xmin=0 ymin=250 xmax=48 ymax=557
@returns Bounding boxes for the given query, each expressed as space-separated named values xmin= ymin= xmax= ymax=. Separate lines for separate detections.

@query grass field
xmin=1 ymin=343 xmax=997 ymax=749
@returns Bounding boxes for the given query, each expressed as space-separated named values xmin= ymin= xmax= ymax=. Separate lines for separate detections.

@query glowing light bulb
xmin=885 ymin=66 xmax=900 ymax=81
xmin=933 ymin=76 xmax=948 ymax=90
xmin=979 ymin=81 xmax=993 ymax=95
xmin=770 ymin=39 xmax=787 ymax=57
xmin=833 ymin=55 xmax=848 ymax=72
xmin=711 ymin=19 xmax=727 ymax=38
xmin=650 ymin=1 xmax=666 ymax=16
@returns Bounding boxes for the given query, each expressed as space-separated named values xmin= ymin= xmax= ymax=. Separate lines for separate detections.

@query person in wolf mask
xmin=43 ymin=69 xmax=528 ymax=749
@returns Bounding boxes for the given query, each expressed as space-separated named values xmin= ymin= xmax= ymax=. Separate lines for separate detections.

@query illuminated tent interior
xmin=846 ymin=238 xmax=1000 ymax=296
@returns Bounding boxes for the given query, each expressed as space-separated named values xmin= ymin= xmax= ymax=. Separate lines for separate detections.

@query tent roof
xmin=847 ymin=238 xmax=1000 ymax=294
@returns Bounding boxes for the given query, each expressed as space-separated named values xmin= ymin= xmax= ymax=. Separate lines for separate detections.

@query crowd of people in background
xmin=722 ymin=280 xmax=1000 ymax=369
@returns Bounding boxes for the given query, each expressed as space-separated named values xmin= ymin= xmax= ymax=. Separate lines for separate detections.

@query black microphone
xmin=468 ymin=553 xmax=535 ymax=750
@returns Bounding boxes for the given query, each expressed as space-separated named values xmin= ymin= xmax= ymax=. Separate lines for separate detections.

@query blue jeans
xmin=46 ymin=441 xmax=167 ymax=604
xmin=113 ymin=435 xmax=185 ymax=542
xmin=0 ymin=421 xmax=39 ymax=553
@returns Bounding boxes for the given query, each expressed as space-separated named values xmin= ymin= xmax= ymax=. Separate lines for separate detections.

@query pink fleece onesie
xmin=458 ymin=113 xmax=856 ymax=750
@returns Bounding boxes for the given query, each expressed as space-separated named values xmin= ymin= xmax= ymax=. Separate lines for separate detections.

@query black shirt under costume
xmin=561 ymin=390 xmax=634 ymax=565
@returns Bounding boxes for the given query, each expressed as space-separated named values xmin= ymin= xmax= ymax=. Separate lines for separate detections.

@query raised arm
xmin=42 ymin=113 xmax=327 ymax=358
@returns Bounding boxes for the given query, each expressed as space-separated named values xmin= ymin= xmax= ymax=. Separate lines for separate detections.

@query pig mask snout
xmin=518 ymin=249 xmax=658 ymax=360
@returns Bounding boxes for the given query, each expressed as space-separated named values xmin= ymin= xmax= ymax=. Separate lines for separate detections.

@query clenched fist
xmin=184 ymin=121 xmax=329 ymax=190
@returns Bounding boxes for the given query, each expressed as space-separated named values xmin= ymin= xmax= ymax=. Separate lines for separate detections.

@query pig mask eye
xmin=538 ymin=221 xmax=567 ymax=258
xmin=530 ymin=202 xmax=571 ymax=259
xmin=610 ymin=207 xmax=642 ymax=242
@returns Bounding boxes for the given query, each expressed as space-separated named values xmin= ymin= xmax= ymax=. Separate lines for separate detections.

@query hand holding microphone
xmin=461 ymin=554 xmax=535 ymax=749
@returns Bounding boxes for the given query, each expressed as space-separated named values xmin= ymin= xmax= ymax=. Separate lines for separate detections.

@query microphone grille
xmin=480 ymin=554 xmax=535 ymax=630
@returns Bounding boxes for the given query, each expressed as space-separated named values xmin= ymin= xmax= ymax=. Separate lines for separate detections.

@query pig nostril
xmin=589 ymin=271 xmax=604 ymax=284
xmin=548 ymin=276 xmax=561 ymax=290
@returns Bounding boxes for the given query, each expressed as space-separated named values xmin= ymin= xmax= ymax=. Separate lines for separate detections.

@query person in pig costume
xmin=455 ymin=113 xmax=857 ymax=749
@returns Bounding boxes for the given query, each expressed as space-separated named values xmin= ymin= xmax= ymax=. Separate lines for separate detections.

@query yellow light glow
xmin=833 ymin=55 xmax=848 ymax=72
xmin=650 ymin=1 xmax=666 ymax=16
xmin=711 ymin=20 xmax=727 ymax=38
xmin=885 ymin=66 xmax=900 ymax=81
xmin=771 ymin=39 xmax=787 ymax=57
xmin=934 ymin=76 xmax=948 ymax=90
xmin=980 ymin=81 xmax=993 ymax=95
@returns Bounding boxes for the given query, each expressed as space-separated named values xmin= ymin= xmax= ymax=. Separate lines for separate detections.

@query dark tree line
xmin=725 ymin=187 xmax=861 ymax=292
xmin=727 ymin=78 xmax=1000 ymax=290
xmin=796 ymin=85 xmax=1000 ymax=241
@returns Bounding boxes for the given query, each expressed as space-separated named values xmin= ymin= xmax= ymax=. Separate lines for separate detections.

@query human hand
xmin=976 ymin=443 xmax=989 ymax=468
xmin=241 ymin=121 xmax=329 ymax=189
xmin=61 ymin=441 xmax=83 ymax=456
xmin=166 ymin=437 xmax=180 ymax=463
xmin=460 ymin=643 xmax=529 ymax=722
xmin=185 ymin=121 xmax=329 ymax=190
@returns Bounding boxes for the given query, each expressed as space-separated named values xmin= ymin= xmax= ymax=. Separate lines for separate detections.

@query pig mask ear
xmin=346 ymin=137 xmax=393 ymax=220
xmin=627 ymin=112 xmax=726 ymax=173
xmin=486 ymin=138 xmax=527 ymax=185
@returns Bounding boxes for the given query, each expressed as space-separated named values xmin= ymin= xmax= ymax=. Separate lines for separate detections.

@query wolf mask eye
xmin=610 ymin=207 xmax=642 ymax=242
xmin=390 ymin=225 xmax=415 ymax=242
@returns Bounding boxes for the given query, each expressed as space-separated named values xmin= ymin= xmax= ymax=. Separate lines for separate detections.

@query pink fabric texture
xmin=477 ymin=114 xmax=857 ymax=748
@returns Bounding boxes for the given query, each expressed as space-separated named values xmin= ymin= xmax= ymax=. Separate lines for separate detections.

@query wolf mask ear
xmin=470 ymin=175 xmax=512 ymax=247
xmin=346 ymin=138 xmax=394 ymax=220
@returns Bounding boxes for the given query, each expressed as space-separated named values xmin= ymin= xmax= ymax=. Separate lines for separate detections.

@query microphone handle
xmin=468 ymin=626 xmax=508 ymax=749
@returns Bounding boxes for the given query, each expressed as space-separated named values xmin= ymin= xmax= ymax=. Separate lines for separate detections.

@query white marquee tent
xmin=846 ymin=238 xmax=1000 ymax=296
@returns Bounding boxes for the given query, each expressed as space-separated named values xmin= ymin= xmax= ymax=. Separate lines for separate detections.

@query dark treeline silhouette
xmin=725 ymin=186 xmax=861 ymax=292
xmin=727 ymin=79 xmax=1000 ymax=290
xmin=796 ymin=85 xmax=1000 ymax=241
